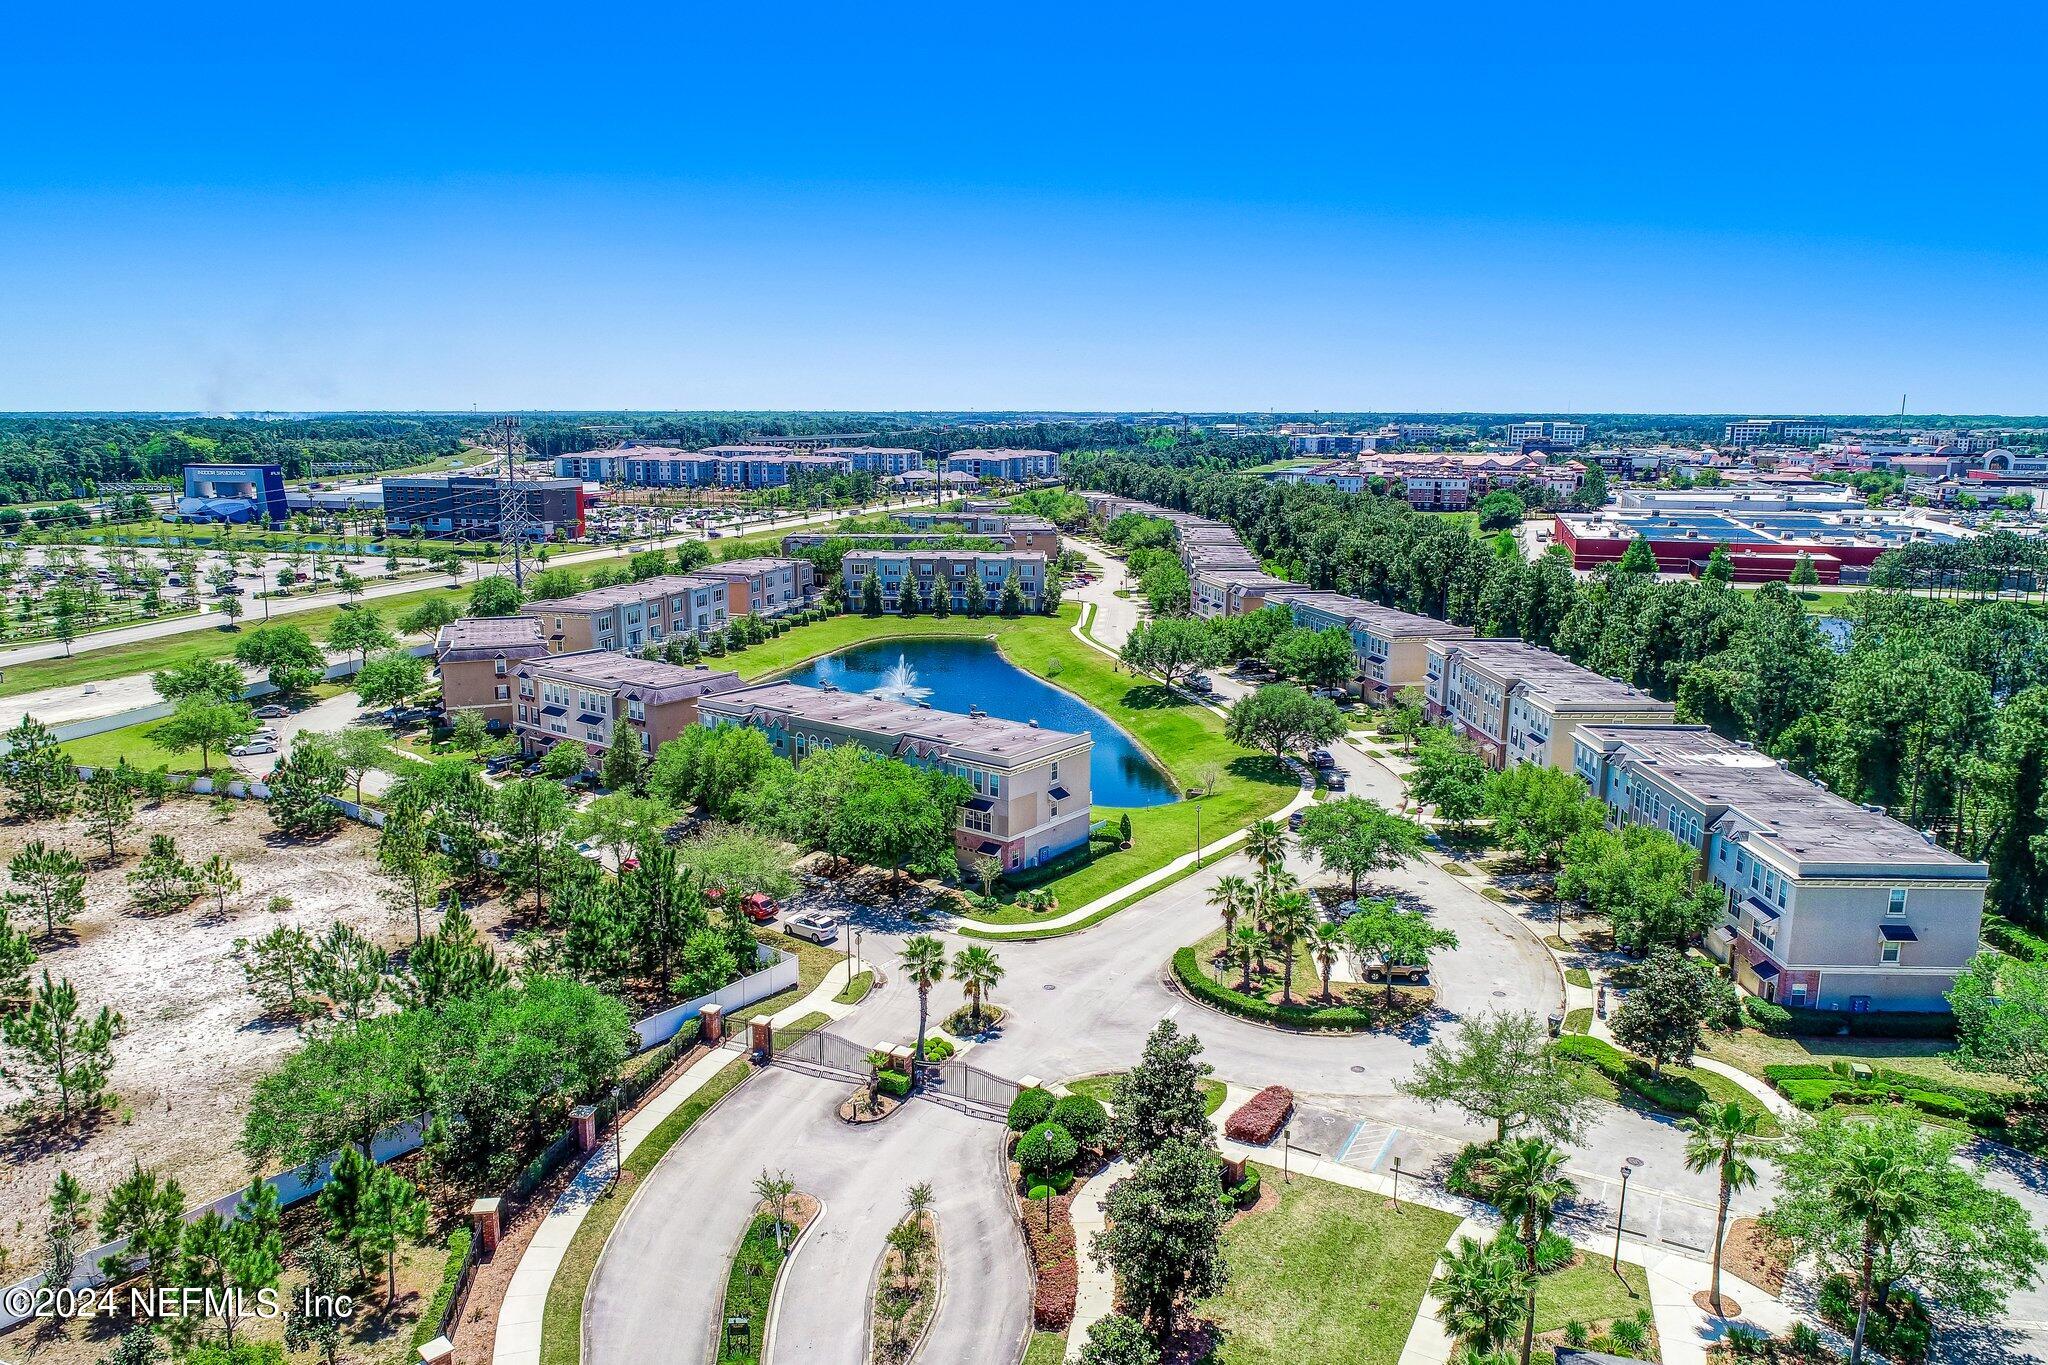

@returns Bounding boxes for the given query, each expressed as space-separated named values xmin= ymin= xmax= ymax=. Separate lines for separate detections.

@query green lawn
xmin=60 ymin=716 xmax=221 ymax=775
xmin=736 ymin=929 xmax=846 ymax=1021
xmin=1534 ymin=1257 xmax=1654 ymax=1338
xmin=833 ymin=970 xmax=875 ymax=1005
xmin=717 ymin=1210 xmax=796 ymax=1363
xmin=539 ymin=1057 xmax=754 ymax=1365
xmin=726 ymin=606 xmax=1298 ymax=917
xmin=1197 ymin=1166 xmax=1459 ymax=1365
xmin=1064 ymin=1070 xmax=1227 ymax=1116
xmin=1022 ymin=1331 xmax=1068 ymax=1365
xmin=1558 ymin=1036 xmax=1782 ymax=1136
xmin=1698 ymin=1027 xmax=2014 ymax=1093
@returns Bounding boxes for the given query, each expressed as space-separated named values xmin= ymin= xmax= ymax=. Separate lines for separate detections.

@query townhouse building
xmin=1573 ymin=725 xmax=1987 ymax=1011
xmin=1190 ymin=567 xmax=1302 ymax=619
xmin=698 ymin=681 xmax=1093 ymax=872
xmin=551 ymin=446 xmax=851 ymax=488
xmin=841 ymin=549 xmax=1046 ymax=612
xmin=512 ymin=652 xmax=743 ymax=767
xmin=521 ymin=574 xmax=734 ymax=653
xmin=1284 ymin=591 xmax=1476 ymax=699
xmin=433 ymin=616 xmax=550 ymax=728
xmin=1423 ymin=637 xmax=1674 ymax=769
xmin=688 ymin=557 xmax=815 ymax=618
xmin=943 ymin=448 xmax=1062 ymax=482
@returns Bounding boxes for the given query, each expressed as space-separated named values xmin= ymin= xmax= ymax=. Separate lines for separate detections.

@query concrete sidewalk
xmin=489 ymin=956 xmax=872 ymax=1365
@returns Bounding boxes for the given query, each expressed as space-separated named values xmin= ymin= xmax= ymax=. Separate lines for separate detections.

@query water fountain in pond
xmin=868 ymin=653 xmax=934 ymax=704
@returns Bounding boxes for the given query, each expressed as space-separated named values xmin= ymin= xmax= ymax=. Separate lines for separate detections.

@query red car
xmin=740 ymin=893 xmax=778 ymax=924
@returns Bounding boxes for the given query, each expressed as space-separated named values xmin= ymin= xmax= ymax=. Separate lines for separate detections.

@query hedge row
xmin=1742 ymin=997 xmax=1954 ymax=1040
xmin=1985 ymin=915 xmax=2048 ymax=964
xmin=1760 ymin=1063 xmax=2006 ymax=1127
xmin=1553 ymin=1035 xmax=1733 ymax=1123
xmin=1171 ymin=948 xmax=1380 ymax=1032
xmin=411 ymin=1224 xmax=474 ymax=1349
xmin=1021 ymin=1190 xmax=1078 ymax=1329
xmin=1224 ymin=1086 xmax=1294 ymax=1145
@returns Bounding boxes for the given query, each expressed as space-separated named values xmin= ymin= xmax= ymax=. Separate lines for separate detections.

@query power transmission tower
xmin=486 ymin=416 xmax=535 ymax=589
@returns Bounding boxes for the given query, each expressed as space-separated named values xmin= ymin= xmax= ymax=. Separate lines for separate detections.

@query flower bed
xmin=1019 ymin=1189 xmax=1078 ymax=1329
xmin=1223 ymin=1085 xmax=1295 ymax=1145
xmin=1172 ymin=946 xmax=1423 ymax=1032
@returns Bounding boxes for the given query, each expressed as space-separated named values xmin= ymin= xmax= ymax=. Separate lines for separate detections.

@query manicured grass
xmin=834 ymin=969 xmax=875 ymax=1005
xmin=1175 ymin=927 xmax=1428 ymax=1033
xmin=739 ymin=930 xmax=846 ymax=1020
xmin=1556 ymin=1035 xmax=1781 ymax=1136
xmin=1197 ymin=1165 xmax=1459 ymax=1365
xmin=1533 ymin=1257 xmax=1654 ymax=1338
xmin=1563 ymin=1008 xmax=1593 ymax=1035
xmin=1023 ymin=1331 xmax=1069 ymax=1365
xmin=728 ymin=606 xmax=1297 ymax=916
xmin=538 ymin=1056 xmax=754 ymax=1365
xmin=718 ymin=1210 xmax=797 ymax=1364
xmin=1064 ymin=1070 xmax=1226 ymax=1116
xmin=60 ymin=716 xmax=219 ymax=775
xmin=774 ymin=1010 xmax=831 ymax=1045
xmin=1698 ymin=1027 xmax=2016 ymax=1094
xmin=1564 ymin=967 xmax=1592 ymax=989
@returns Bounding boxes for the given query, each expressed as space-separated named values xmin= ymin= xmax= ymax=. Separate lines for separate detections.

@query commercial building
xmin=1725 ymin=419 xmax=1831 ymax=448
xmin=177 ymin=463 xmax=288 ymax=525
xmin=433 ymin=616 xmax=549 ymax=728
xmin=1502 ymin=420 xmax=1588 ymax=449
xmin=942 ymin=449 xmax=1062 ymax=482
xmin=814 ymin=446 xmax=925 ymax=476
xmin=286 ymin=484 xmax=383 ymax=516
xmin=381 ymin=474 xmax=587 ymax=541
xmin=1284 ymin=591 xmax=1475 ymax=699
xmin=1424 ymin=637 xmax=1674 ymax=770
xmin=522 ymin=574 xmax=736 ymax=653
xmin=841 ymin=549 xmax=1046 ymax=612
xmin=513 ymin=652 xmax=742 ymax=767
xmin=1573 ymin=725 xmax=1987 ymax=1011
xmin=698 ymin=681 xmax=1093 ymax=871
xmin=688 ymin=557 xmax=816 ymax=617
xmin=1553 ymin=506 xmax=1965 ymax=582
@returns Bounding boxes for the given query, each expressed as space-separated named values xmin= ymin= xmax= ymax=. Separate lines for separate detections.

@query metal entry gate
xmin=776 ymin=1027 xmax=873 ymax=1078
xmin=924 ymin=1060 xmax=1020 ymax=1114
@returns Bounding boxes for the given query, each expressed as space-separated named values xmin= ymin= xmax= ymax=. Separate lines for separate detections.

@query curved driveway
xmin=584 ymin=1064 xmax=1029 ymax=1365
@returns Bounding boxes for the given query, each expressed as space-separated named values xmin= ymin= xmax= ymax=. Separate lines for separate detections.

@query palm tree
xmin=1436 ymin=1235 xmax=1530 ymax=1360
xmin=1310 ymin=921 xmax=1345 ymax=1003
xmin=1267 ymin=890 xmax=1319 ymax=1005
xmin=1492 ymin=1138 xmax=1576 ymax=1365
xmin=1245 ymin=819 xmax=1289 ymax=878
xmin=1683 ymin=1101 xmax=1763 ymax=1317
xmin=1831 ymin=1143 xmax=1913 ymax=1365
xmin=900 ymin=935 xmax=948 ymax=1081
xmin=1231 ymin=924 xmax=1265 ymax=993
xmin=951 ymin=944 xmax=1005 ymax=1032
xmin=1209 ymin=874 xmax=1252 ymax=947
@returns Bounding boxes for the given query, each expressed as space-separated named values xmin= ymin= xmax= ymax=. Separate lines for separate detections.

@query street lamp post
xmin=1612 ymin=1161 xmax=1633 ymax=1271
xmin=1194 ymin=797 xmax=1203 ymax=869
xmin=1282 ymin=1122 xmax=1292 ymax=1183
xmin=610 ymin=1084 xmax=625 ymax=1191
xmin=1390 ymin=1155 xmax=1402 ymax=1210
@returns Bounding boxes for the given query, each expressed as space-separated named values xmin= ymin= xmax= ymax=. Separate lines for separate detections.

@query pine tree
xmin=45 ymin=1168 xmax=89 ymax=1291
xmin=394 ymin=898 xmax=507 ymax=1009
xmin=126 ymin=834 xmax=199 ymax=915
xmin=176 ymin=1179 xmax=283 ymax=1345
xmin=78 ymin=766 xmax=136 ymax=861
xmin=320 ymin=1146 xmax=429 ymax=1301
xmin=7 ymin=839 xmax=86 ymax=937
xmin=285 ymin=1236 xmax=348 ymax=1365
xmin=97 ymin=1163 xmax=186 ymax=1291
xmin=241 ymin=924 xmax=319 ymax=1019
xmin=2 ymin=971 xmax=121 ymax=1121
xmin=198 ymin=854 xmax=241 ymax=917
xmin=2 ymin=717 xmax=75 ymax=822
xmin=964 ymin=573 xmax=988 ymax=617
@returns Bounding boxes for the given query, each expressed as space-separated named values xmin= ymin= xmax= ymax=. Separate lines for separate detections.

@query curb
xmin=862 ymin=1214 xmax=945 ymax=1364
xmin=759 ymin=1194 xmax=825 ymax=1364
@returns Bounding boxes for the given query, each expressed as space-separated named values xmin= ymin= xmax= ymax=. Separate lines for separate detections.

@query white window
xmin=494 ymin=656 xmax=507 ymax=675
xmin=1880 ymin=940 xmax=1902 ymax=965
xmin=1789 ymin=982 xmax=1807 ymax=1005
xmin=495 ymin=684 xmax=510 ymax=701
xmin=1887 ymin=888 xmax=1907 ymax=917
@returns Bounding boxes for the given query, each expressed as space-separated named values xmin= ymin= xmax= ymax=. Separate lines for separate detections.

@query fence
xmin=777 ymin=1026 xmax=878 ymax=1078
xmin=925 ymin=1060 xmax=1022 ymax=1114
xmin=0 ymin=945 xmax=799 ymax=1334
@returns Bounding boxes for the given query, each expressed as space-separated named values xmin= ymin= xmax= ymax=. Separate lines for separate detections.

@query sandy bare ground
xmin=0 ymin=797 xmax=477 ymax=1275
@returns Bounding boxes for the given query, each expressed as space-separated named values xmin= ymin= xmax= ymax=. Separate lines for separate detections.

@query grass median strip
xmin=538 ymin=1056 xmax=754 ymax=1365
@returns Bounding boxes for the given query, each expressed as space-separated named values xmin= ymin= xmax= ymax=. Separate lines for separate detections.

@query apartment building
xmin=689 ymin=557 xmax=815 ymax=617
xmin=433 ymin=616 xmax=549 ymax=728
xmin=784 ymin=512 xmax=1060 ymax=558
xmin=1503 ymin=420 xmax=1588 ymax=449
xmin=1190 ymin=567 xmax=1302 ymax=619
xmin=943 ymin=448 xmax=1062 ymax=482
xmin=1424 ymin=637 xmax=1674 ymax=769
xmin=521 ymin=574 xmax=733 ymax=653
xmin=1573 ymin=725 xmax=1987 ymax=1011
xmin=1285 ymin=591 xmax=1475 ymax=699
xmin=841 ymin=549 xmax=1046 ymax=612
xmin=513 ymin=652 xmax=743 ymax=766
xmin=698 ymin=681 xmax=1093 ymax=871
xmin=551 ymin=446 xmax=852 ymax=488
xmin=1725 ymin=419 xmax=1832 ymax=448
xmin=814 ymin=446 xmax=926 ymax=476
xmin=1286 ymin=433 xmax=1377 ymax=455
xmin=382 ymin=474 xmax=587 ymax=541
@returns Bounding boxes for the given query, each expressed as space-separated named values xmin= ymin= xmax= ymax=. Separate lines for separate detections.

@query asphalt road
xmin=583 ymin=1065 xmax=1029 ymax=1365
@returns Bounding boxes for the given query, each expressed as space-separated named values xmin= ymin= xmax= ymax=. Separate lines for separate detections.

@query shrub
xmin=1985 ymin=915 xmax=2048 ymax=963
xmin=1017 ymin=1121 xmax=1078 ymax=1182
xmin=1225 ymin=1167 xmax=1261 ymax=1208
xmin=1532 ymin=1227 xmax=1575 ymax=1273
xmin=1051 ymin=1094 xmax=1108 ymax=1148
xmin=411 ymin=1225 xmax=474 ymax=1348
xmin=1555 ymin=1034 xmax=1714 ymax=1117
xmin=1759 ymin=1063 xmax=2005 ymax=1128
xmin=1818 ymin=1273 xmax=1932 ymax=1364
xmin=1445 ymin=1141 xmax=1503 ymax=1201
xmin=877 ymin=1070 xmax=911 ymax=1099
xmin=1745 ymin=1000 xmax=1955 ymax=1040
xmin=1021 ymin=1190 xmax=1078 ymax=1329
xmin=1223 ymin=1085 xmax=1295 ymax=1145
xmin=1008 ymin=1086 xmax=1056 ymax=1132
xmin=1172 ymin=947 xmax=1385 ymax=1031
xmin=1742 ymin=997 xmax=1792 ymax=1030
xmin=920 ymin=1035 xmax=956 ymax=1063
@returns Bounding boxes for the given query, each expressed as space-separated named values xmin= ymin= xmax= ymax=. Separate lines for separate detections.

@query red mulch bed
xmin=1224 ymin=1086 xmax=1295 ymax=1145
xmin=1019 ymin=1189 xmax=1078 ymax=1330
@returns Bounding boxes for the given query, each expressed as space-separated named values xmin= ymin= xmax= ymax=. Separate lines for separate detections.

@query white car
xmin=783 ymin=911 xmax=840 ymax=945
xmin=229 ymin=738 xmax=277 ymax=757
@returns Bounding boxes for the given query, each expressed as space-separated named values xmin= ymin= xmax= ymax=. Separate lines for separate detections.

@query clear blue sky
xmin=4 ymin=2 xmax=2045 ymax=414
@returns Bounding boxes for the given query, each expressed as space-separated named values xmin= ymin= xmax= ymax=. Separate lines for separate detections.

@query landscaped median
xmin=1171 ymin=929 xmax=1432 ymax=1033
xmin=1553 ymin=1034 xmax=1782 ymax=1135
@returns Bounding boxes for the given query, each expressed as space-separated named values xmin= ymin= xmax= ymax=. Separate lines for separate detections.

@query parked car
xmin=229 ymin=738 xmax=277 ymax=757
xmin=1309 ymin=749 xmax=1335 ymax=769
xmin=1325 ymin=771 xmax=1347 ymax=792
xmin=784 ymin=910 xmax=839 ymax=945
xmin=252 ymin=704 xmax=291 ymax=719
xmin=1188 ymin=674 xmax=1215 ymax=693
xmin=1288 ymin=809 xmax=1307 ymax=831
xmin=739 ymin=892 xmax=779 ymax=924
xmin=1362 ymin=960 xmax=1430 ymax=984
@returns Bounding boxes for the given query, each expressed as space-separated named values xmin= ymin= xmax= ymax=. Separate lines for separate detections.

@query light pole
xmin=1389 ymin=1155 xmax=1402 ymax=1210
xmin=610 ymin=1084 xmax=625 ymax=1191
xmin=1193 ymin=796 xmax=1203 ymax=869
xmin=1612 ymin=1161 xmax=1633 ymax=1271
xmin=1282 ymin=1122 xmax=1293 ymax=1183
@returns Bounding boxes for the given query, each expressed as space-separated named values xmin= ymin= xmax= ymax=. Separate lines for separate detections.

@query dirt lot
xmin=0 ymin=795 xmax=511 ymax=1278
